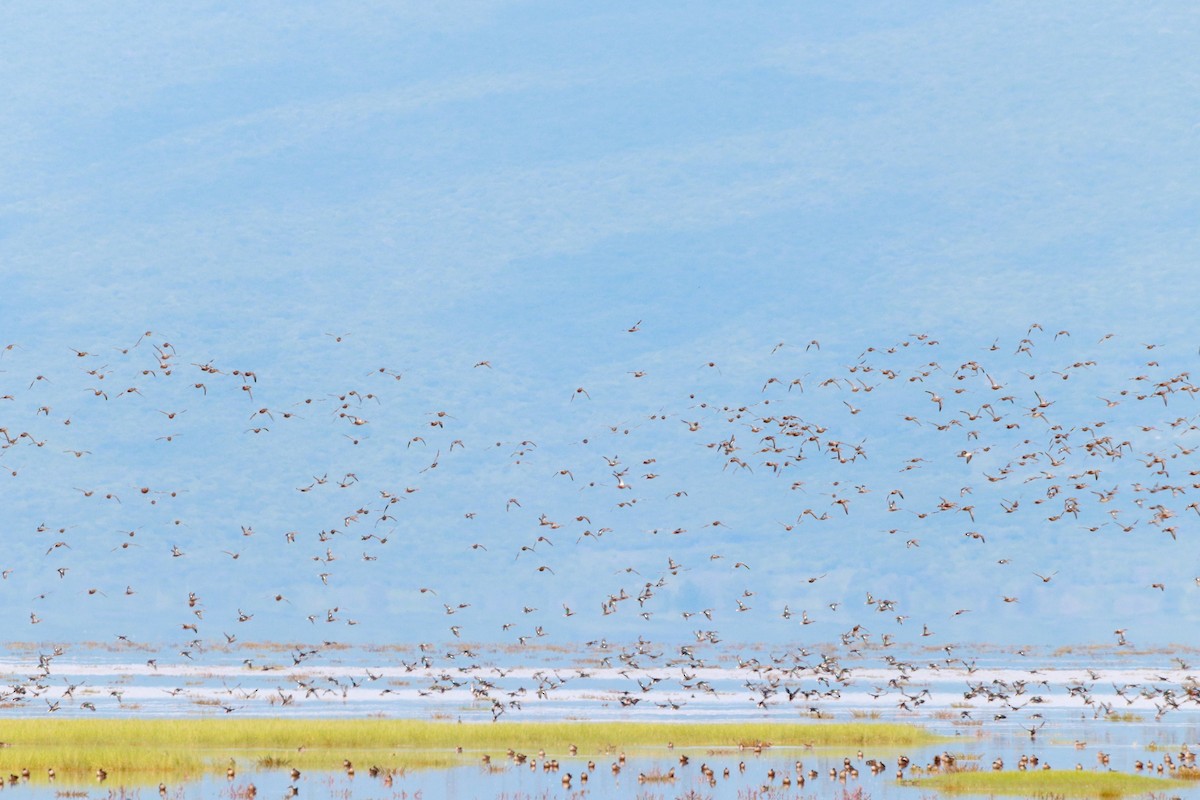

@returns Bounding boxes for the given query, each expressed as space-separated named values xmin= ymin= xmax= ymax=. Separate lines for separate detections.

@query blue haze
xmin=1 ymin=3 xmax=1199 ymax=653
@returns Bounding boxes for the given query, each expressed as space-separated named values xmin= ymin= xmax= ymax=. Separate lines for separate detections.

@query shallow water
xmin=11 ymin=724 xmax=1200 ymax=800
xmin=3 ymin=642 xmax=1200 ymax=798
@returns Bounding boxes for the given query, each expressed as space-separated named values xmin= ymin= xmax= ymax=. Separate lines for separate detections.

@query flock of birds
xmin=4 ymin=739 xmax=1200 ymax=797
xmin=1 ymin=324 xmax=1199 ymax=721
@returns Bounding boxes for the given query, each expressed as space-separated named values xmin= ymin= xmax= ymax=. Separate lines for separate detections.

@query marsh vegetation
xmin=909 ymin=769 xmax=1193 ymax=797
xmin=0 ymin=718 xmax=940 ymax=779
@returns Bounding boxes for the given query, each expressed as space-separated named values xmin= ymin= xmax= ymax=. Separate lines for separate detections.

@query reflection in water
xmin=10 ymin=716 xmax=1200 ymax=800
xmin=2 ymin=642 xmax=1200 ymax=798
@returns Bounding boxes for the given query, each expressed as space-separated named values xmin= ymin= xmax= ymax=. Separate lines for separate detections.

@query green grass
xmin=0 ymin=718 xmax=939 ymax=781
xmin=909 ymin=769 xmax=1188 ymax=797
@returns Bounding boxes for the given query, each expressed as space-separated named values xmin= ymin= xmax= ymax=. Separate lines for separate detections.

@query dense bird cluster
xmin=1 ymin=325 xmax=1199 ymax=717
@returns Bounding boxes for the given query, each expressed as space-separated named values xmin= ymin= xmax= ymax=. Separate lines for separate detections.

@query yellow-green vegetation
xmin=909 ymin=769 xmax=1188 ymax=797
xmin=0 ymin=718 xmax=938 ymax=781
xmin=849 ymin=709 xmax=882 ymax=719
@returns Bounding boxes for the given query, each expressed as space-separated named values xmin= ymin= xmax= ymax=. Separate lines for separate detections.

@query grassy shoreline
xmin=908 ymin=769 xmax=1191 ymax=797
xmin=0 ymin=718 xmax=941 ymax=779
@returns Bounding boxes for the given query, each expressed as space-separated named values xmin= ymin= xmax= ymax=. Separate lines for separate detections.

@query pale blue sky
xmin=2 ymin=2 xmax=1199 ymax=652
